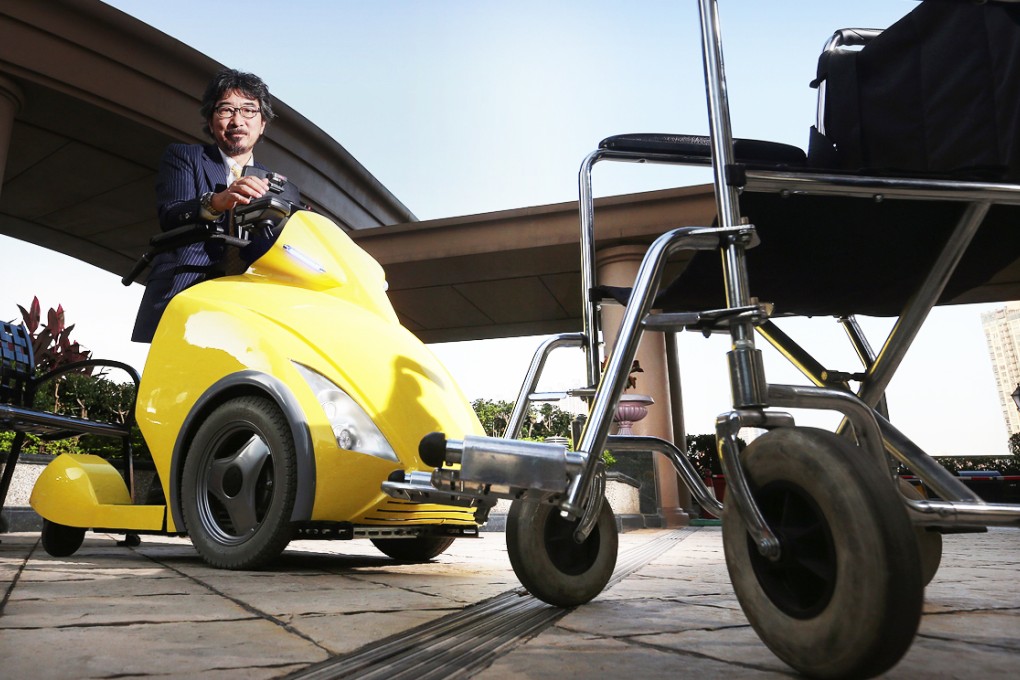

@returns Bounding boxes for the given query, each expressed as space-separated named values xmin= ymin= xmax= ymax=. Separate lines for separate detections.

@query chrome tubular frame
xmin=565 ymin=224 xmax=750 ymax=523
xmin=504 ymin=332 xmax=586 ymax=440
xmin=397 ymin=0 xmax=1020 ymax=538
xmin=576 ymin=0 xmax=1020 ymax=534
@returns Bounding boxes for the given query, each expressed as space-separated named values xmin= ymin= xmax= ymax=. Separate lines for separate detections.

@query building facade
xmin=981 ymin=302 xmax=1020 ymax=436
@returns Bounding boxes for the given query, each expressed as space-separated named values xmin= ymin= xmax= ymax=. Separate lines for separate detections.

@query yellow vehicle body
xmin=32 ymin=208 xmax=482 ymax=550
xmin=31 ymin=454 xmax=164 ymax=531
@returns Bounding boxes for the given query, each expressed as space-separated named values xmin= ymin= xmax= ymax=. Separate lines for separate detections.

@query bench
xmin=0 ymin=321 xmax=141 ymax=533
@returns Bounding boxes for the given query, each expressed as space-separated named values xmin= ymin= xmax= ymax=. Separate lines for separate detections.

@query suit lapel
xmin=201 ymin=144 xmax=226 ymax=192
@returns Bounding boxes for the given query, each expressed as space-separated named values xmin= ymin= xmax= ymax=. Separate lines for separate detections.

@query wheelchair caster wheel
xmin=506 ymin=495 xmax=618 ymax=607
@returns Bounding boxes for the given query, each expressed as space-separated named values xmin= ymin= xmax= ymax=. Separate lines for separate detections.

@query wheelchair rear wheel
xmin=722 ymin=427 xmax=922 ymax=679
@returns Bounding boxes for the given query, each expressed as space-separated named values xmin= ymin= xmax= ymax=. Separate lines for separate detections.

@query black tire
xmin=41 ymin=519 xmax=85 ymax=557
xmin=371 ymin=535 xmax=455 ymax=562
xmin=117 ymin=533 xmax=142 ymax=548
xmin=181 ymin=396 xmax=297 ymax=570
xmin=506 ymin=496 xmax=618 ymax=607
xmin=898 ymin=477 xmax=942 ymax=587
xmin=722 ymin=427 xmax=923 ymax=680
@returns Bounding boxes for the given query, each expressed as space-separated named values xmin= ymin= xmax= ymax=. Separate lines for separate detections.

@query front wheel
xmin=722 ymin=427 xmax=923 ymax=680
xmin=41 ymin=519 xmax=85 ymax=557
xmin=371 ymin=535 xmax=455 ymax=562
xmin=506 ymin=496 xmax=618 ymax=607
xmin=181 ymin=396 xmax=298 ymax=570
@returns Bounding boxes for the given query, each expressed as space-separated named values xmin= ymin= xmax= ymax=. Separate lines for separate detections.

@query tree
xmin=472 ymin=399 xmax=513 ymax=438
xmin=1009 ymin=432 xmax=1020 ymax=457
xmin=32 ymin=373 xmax=135 ymax=424
xmin=686 ymin=433 xmax=721 ymax=480
xmin=471 ymin=399 xmax=575 ymax=441
xmin=686 ymin=433 xmax=747 ymax=480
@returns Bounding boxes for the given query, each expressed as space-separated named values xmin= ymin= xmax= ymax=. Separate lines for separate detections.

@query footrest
xmin=643 ymin=303 xmax=772 ymax=335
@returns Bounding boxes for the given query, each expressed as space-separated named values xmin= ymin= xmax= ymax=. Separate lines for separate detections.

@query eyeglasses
xmin=213 ymin=105 xmax=261 ymax=119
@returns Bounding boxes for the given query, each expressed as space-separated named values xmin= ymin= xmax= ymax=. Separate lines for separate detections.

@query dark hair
xmin=200 ymin=68 xmax=276 ymax=138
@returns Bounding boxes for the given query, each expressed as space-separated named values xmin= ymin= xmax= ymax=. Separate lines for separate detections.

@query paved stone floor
xmin=1 ymin=526 xmax=1017 ymax=679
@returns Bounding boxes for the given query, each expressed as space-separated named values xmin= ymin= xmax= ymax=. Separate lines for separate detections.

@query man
xmin=131 ymin=69 xmax=300 ymax=343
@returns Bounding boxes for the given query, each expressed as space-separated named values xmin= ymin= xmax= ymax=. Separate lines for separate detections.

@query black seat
xmin=600 ymin=133 xmax=806 ymax=170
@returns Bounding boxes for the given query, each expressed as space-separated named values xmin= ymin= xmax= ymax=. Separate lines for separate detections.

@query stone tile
xmin=918 ymin=609 xmax=1020 ymax=650
xmin=475 ymin=626 xmax=792 ymax=679
xmin=1 ymin=588 xmax=251 ymax=629
xmin=634 ymin=621 xmax=796 ymax=674
xmin=2 ymin=525 xmax=1019 ymax=679
xmin=883 ymin=635 xmax=1020 ymax=679
xmin=286 ymin=607 xmax=455 ymax=655
xmin=0 ymin=618 xmax=327 ymax=679
xmin=559 ymin=597 xmax=749 ymax=638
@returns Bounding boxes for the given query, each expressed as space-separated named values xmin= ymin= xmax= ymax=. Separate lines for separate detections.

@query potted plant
xmin=611 ymin=359 xmax=654 ymax=435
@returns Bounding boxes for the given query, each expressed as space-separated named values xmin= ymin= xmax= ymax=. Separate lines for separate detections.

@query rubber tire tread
xmin=506 ymin=496 xmax=618 ymax=608
xmin=41 ymin=519 xmax=85 ymax=557
xmin=181 ymin=396 xmax=297 ymax=570
xmin=371 ymin=536 xmax=455 ymax=562
xmin=722 ymin=427 xmax=923 ymax=680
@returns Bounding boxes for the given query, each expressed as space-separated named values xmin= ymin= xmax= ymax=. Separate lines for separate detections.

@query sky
xmin=2 ymin=0 xmax=1013 ymax=455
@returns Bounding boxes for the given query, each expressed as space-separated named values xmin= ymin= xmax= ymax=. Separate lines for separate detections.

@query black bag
xmin=808 ymin=0 xmax=1020 ymax=181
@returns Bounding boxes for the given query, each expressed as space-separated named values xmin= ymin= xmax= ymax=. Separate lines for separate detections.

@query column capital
xmin=596 ymin=243 xmax=648 ymax=269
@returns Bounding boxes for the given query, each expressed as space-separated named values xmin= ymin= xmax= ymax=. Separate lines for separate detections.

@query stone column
xmin=597 ymin=245 xmax=690 ymax=527
xmin=0 ymin=75 xmax=25 ymax=193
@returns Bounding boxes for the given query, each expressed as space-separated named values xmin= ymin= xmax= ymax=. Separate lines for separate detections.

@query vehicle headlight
xmin=294 ymin=362 xmax=398 ymax=462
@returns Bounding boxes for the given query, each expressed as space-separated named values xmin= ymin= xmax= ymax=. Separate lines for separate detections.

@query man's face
xmin=209 ymin=88 xmax=266 ymax=157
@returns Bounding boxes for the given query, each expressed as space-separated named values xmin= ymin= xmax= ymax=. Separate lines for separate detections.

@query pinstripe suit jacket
xmin=131 ymin=143 xmax=298 ymax=343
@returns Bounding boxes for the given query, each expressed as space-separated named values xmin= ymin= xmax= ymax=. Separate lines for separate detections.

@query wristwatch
xmin=200 ymin=191 xmax=222 ymax=217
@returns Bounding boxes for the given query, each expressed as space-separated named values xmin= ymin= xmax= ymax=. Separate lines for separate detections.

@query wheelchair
xmin=392 ymin=1 xmax=1020 ymax=677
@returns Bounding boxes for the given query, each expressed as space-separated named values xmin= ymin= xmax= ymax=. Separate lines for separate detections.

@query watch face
xmin=202 ymin=192 xmax=219 ymax=214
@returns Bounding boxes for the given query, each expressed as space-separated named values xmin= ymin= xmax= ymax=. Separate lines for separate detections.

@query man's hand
xmin=211 ymin=175 xmax=270 ymax=213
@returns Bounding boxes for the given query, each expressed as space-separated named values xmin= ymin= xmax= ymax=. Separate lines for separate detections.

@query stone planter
xmin=605 ymin=471 xmax=641 ymax=517
xmin=613 ymin=394 xmax=654 ymax=435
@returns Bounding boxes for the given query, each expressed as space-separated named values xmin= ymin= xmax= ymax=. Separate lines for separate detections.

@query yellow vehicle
xmin=28 ymin=195 xmax=485 ymax=568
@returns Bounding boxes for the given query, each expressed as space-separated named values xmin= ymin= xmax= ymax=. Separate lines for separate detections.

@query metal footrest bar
xmin=877 ymin=413 xmax=985 ymax=504
xmin=642 ymin=303 xmax=772 ymax=335
xmin=904 ymin=497 xmax=1020 ymax=527
xmin=606 ymin=435 xmax=724 ymax=519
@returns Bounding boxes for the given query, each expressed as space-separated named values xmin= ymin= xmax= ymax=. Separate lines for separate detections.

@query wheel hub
xmin=747 ymin=480 xmax=837 ymax=619
xmin=544 ymin=510 xmax=600 ymax=576
xmin=200 ymin=432 xmax=275 ymax=541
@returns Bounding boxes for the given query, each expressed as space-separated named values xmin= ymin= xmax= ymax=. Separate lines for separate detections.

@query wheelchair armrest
xmin=27 ymin=359 xmax=142 ymax=430
xmin=32 ymin=359 xmax=141 ymax=393
xmin=121 ymin=223 xmax=251 ymax=286
xmin=148 ymin=221 xmax=223 ymax=250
